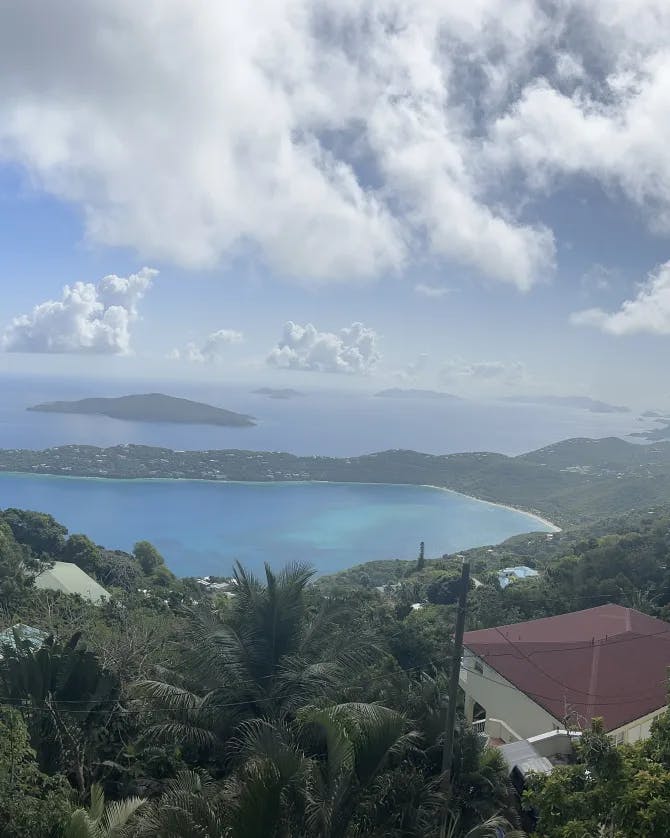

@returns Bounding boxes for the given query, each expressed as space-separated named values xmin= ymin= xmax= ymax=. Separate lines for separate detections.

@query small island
xmin=374 ymin=388 xmax=461 ymax=400
xmin=503 ymin=395 xmax=629 ymax=414
xmin=253 ymin=388 xmax=303 ymax=400
xmin=27 ymin=393 xmax=256 ymax=428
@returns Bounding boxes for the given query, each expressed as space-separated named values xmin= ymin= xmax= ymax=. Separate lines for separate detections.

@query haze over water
xmin=0 ymin=375 xmax=639 ymax=457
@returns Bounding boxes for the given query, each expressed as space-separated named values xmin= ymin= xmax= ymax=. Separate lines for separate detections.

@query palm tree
xmin=135 ymin=562 xmax=377 ymax=752
xmin=133 ymin=771 xmax=228 ymax=837
xmin=64 ymin=784 xmax=145 ymax=838
xmin=225 ymin=702 xmax=418 ymax=838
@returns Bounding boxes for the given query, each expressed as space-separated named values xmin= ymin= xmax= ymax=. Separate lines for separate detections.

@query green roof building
xmin=34 ymin=561 xmax=110 ymax=604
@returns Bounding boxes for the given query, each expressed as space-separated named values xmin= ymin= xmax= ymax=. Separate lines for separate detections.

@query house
xmin=460 ymin=604 xmax=670 ymax=745
xmin=497 ymin=565 xmax=539 ymax=589
xmin=0 ymin=623 xmax=49 ymax=658
xmin=34 ymin=561 xmax=110 ymax=604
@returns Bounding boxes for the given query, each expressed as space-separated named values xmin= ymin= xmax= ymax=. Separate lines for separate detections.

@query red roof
xmin=463 ymin=604 xmax=670 ymax=731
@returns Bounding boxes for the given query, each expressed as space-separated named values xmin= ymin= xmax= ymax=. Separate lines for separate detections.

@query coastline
xmin=0 ymin=469 xmax=560 ymax=534
xmin=421 ymin=484 xmax=561 ymax=533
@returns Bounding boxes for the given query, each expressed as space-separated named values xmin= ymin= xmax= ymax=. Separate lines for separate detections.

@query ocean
xmin=0 ymin=473 xmax=556 ymax=577
xmin=0 ymin=374 xmax=640 ymax=457
xmin=0 ymin=374 xmax=639 ymax=576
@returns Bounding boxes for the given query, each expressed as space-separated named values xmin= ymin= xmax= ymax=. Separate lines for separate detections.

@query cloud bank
xmin=571 ymin=262 xmax=670 ymax=335
xmin=2 ymin=268 xmax=156 ymax=354
xmin=0 ymin=0 xmax=567 ymax=289
xmin=441 ymin=359 xmax=527 ymax=388
xmin=267 ymin=322 xmax=380 ymax=374
xmin=170 ymin=329 xmax=243 ymax=363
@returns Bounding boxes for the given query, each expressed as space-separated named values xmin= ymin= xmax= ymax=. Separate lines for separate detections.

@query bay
xmin=0 ymin=473 xmax=555 ymax=577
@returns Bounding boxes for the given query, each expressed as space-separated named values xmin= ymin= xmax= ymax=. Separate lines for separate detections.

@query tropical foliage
xmin=4 ymin=504 xmax=670 ymax=835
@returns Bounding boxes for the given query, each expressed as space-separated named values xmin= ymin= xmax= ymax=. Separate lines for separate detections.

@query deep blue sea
xmin=0 ymin=373 xmax=642 ymax=576
xmin=0 ymin=473 xmax=556 ymax=577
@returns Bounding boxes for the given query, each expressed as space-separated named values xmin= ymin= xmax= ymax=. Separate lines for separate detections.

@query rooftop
xmin=463 ymin=604 xmax=670 ymax=731
xmin=34 ymin=561 xmax=110 ymax=604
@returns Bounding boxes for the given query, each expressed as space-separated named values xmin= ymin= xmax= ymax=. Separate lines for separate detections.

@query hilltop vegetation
xmin=28 ymin=393 xmax=256 ymax=427
xmin=3 ymin=436 xmax=670 ymax=525
xmin=3 ymin=503 xmax=670 ymax=834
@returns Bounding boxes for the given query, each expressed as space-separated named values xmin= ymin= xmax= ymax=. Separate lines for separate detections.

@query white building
xmin=34 ymin=561 xmax=110 ymax=605
xmin=460 ymin=604 xmax=670 ymax=746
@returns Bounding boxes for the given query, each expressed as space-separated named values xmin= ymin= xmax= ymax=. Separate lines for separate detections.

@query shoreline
xmin=0 ymin=469 xmax=561 ymax=533
xmin=421 ymin=484 xmax=561 ymax=533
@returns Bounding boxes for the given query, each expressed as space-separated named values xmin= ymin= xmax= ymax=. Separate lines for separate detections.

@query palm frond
xmin=133 ymin=679 xmax=203 ymax=712
xmin=102 ymin=796 xmax=147 ymax=837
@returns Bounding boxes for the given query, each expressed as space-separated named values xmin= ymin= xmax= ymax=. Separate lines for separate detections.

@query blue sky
xmin=2 ymin=1 xmax=670 ymax=408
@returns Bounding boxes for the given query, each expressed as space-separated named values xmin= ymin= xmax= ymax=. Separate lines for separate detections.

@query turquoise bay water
xmin=0 ymin=473 xmax=554 ymax=577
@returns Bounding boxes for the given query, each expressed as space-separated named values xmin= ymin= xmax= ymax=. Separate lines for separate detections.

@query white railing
xmin=470 ymin=717 xmax=522 ymax=743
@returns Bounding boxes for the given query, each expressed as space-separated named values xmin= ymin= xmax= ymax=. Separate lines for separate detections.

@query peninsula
xmin=27 ymin=393 xmax=256 ymax=428
xmin=3 ymin=436 xmax=670 ymax=527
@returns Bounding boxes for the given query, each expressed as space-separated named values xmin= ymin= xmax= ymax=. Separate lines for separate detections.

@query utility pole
xmin=417 ymin=540 xmax=425 ymax=571
xmin=441 ymin=559 xmax=470 ymax=794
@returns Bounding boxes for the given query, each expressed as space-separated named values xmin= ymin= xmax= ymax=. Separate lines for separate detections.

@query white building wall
xmin=610 ymin=706 xmax=667 ymax=744
xmin=460 ymin=649 xmax=562 ymax=740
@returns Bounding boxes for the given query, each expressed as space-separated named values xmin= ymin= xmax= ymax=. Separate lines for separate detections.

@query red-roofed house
xmin=460 ymin=604 xmax=670 ymax=745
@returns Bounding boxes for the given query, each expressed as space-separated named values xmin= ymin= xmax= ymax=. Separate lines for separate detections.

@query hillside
xmin=27 ymin=393 xmax=256 ymax=427
xmin=3 ymin=436 xmax=670 ymax=526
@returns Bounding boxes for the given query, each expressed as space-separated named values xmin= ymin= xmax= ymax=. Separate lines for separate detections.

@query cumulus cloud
xmin=9 ymin=3 xmax=670 ymax=291
xmin=395 ymin=353 xmax=430 ymax=383
xmin=0 ymin=0 xmax=565 ymax=289
xmin=571 ymin=261 xmax=670 ymax=335
xmin=2 ymin=268 xmax=156 ymax=354
xmin=441 ymin=359 xmax=526 ymax=387
xmin=414 ymin=283 xmax=449 ymax=298
xmin=267 ymin=321 xmax=380 ymax=374
xmin=488 ymin=3 xmax=670 ymax=233
xmin=170 ymin=329 xmax=243 ymax=363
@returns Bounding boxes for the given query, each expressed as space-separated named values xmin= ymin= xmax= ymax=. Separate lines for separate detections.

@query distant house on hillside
xmin=497 ymin=566 xmax=539 ymax=589
xmin=0 ymin=623 xmax=48 ymax=658
xmin=460 ymin=604 xmax=670 ymax=746
xmin=34 ymin=561 xmax=110 ymax=604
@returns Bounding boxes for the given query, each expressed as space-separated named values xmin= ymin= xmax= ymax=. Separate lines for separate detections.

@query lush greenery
xmin=4 ymin=435 xmax=670 ymax=525
xmin=0 ymin=507 xmax=524 ymax=837
xmin=5 ymin=502 xmax=670 ymax=835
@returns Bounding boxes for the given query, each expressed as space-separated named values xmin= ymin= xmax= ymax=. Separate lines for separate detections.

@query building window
xmin=474 ymin=659 xmax=484 ymax=675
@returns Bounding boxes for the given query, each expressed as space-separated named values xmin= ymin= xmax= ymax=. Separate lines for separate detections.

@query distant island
xmin=374 ymin=388 xmax=461 ymax=400
xmin=27 ymin=393 xmax=256 ymax=428
xmin=4 ymin=435 xmax=670 ymax=527
xmin=630 ymin=424 xmax=670 ymax=442
xmin=503 ymin=395 xmax=629 ymax=414
xmin=253 ymin=388 xmax=303 ymax=400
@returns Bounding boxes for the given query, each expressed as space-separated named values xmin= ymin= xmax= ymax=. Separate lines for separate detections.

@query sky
xmin=1 ymin=1 xmax=670 ymax=408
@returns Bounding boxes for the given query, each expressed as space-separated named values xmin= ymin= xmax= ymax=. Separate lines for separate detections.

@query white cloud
xmin=8 ymin=3 xmax=670 ymax=292
xmin=395 ymin=352 xmax=430 ymax=382
xmin=414 ymin=283 xmax=449 ymax=298
xmin=488 ymin=4 xmax=670 ymax=234
xmin=170 ymin=329 xmax=243 ymax=363
xmin=571 ymin=261 xmax=670 ymax=335
xmin=2 ymin=268 xmax=156 ymax=354
xmin=0 ymin=0 xmax=562 ymax=289
xmin=441 ymin=359 xmax=526 ymax=387
xmin=267 ymin=321 xmax=380 ymax=374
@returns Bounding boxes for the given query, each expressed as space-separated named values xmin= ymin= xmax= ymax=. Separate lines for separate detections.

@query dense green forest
xmin=4 ymin=435 xmax=670 ymax=525
xmin=3 ymin=504 xmax=670 ymax=835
